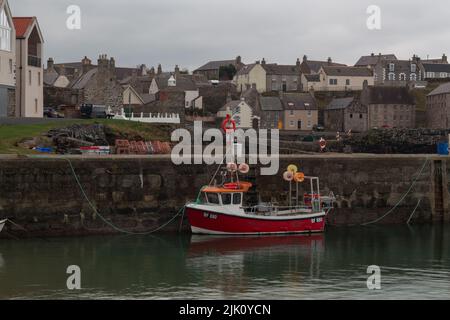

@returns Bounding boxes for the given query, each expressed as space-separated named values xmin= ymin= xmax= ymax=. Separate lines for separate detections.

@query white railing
xmin=113 ymin=108 xmax=181 ymax=124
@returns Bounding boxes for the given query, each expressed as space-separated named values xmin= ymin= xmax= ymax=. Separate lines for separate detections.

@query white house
xmin=217 ymin=99 xmax=255 ymax=129
xmin=0 ymin=0 xmax=15 ymax=117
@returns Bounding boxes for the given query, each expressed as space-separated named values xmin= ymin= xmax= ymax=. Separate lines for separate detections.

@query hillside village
xmin=2 ymin=0 xmax=450 ymax=136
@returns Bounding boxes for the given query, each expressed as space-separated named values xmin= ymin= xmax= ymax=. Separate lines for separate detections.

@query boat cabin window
xmin=221 ymin=193 xmax=232 ymax=205
xmin=206 ymin=193 xmax=220 ymax=205
xmin=233 ymin=193 xmax=242 ymax=205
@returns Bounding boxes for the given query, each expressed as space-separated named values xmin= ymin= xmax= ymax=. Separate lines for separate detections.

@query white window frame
xmin=0 ymin=8 xmax=12 ymax=52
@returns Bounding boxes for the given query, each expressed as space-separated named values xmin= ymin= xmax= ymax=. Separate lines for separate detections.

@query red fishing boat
xmin=185 ymin=164 xmax=335 ymax=236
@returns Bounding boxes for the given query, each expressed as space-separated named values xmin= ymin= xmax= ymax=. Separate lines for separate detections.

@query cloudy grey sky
xmin=9 ymin=0 xmax=450 ymax=71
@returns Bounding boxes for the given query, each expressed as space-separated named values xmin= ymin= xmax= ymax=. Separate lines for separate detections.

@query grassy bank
xmin=0 ymin=119 xmax=174 ymax=154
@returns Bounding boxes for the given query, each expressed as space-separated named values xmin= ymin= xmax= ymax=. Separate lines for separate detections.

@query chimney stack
xmin=157 ymin=64 xmax=162 ymax=75
xmin=47 ymin=58 xmax=54 ymax=70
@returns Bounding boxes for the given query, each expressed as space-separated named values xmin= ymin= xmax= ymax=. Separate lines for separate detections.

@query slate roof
xmin=260 ymin=96 xmax=283 ymax=111
xmin=422 ymin=63 xmax=450 ymax=73
xmin=219 ymin=100 xmax=244 ymax=112
xmin=154 ymin=74 xmax=197 ymax=91
xmin=304 ymin=74 xmax=321 ymax=82
xmin=355 ymin=54 xmax=397 ymax=67
xmin=281 ymin=93 xmax=317 ymax=110
xmin=262 ymin=64 xmax=299 ymax=76
xmin=195 ymin=60 xmax=236 ymax=72
xmin=326 ymin=97 xmax=355 ymax=110
xmin=303 ymin=60 xmax=347 ymax=73
xmin=70 ymin=68 xmax=97 ymax=89
xmin=235 ymin=64 xmax=257 ymax=76
xmin=428 ymin=83 xmax=450 ymax=96
xmin=43 ymin=69 xmax=59 ymax=86
xmin=366 ymin=87 xmax=415 ymax=105
xmin=379 ymin=59 xmax=418 ymax=73
xmin=322 ymin=66 xmax=373 ymax=77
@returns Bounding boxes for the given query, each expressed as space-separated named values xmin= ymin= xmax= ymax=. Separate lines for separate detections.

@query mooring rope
xmin=407 ymin=199 xmax=422 ymax=225
xmin=64 ymin=157 xmax=184 ymax=235
xmin=361 ymin=157 xmax=430 ymax=226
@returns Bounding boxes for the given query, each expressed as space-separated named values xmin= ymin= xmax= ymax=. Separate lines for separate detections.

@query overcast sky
xmin=9 ymin=0 xmax=450 ymax=71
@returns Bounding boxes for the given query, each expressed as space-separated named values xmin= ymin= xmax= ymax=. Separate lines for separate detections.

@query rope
xmin=361 ymin=157 xmax=430 ymax=226
xmin=64 ymin=157 xmax=184 ymax=235
xmin=407 ymin=199 xmax=422 ymax=225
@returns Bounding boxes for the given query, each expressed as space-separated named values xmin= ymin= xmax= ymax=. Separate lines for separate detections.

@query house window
xmin=186 ymin=101 xmax=189 ymax=107
xmin=350 ymin=114 xmax=353 ymax=119
xmin=0 ymin=8 xmax=12 ymax=52
xmin=410 ymin=74 xmax=417 ymax=81
xmin=411 ymin=64 xmax=417 ymax=73
xmin=35 ymin=99 xmax=38 ymax=113
xmin=428 ymin=72 xmax=435 ymax=78
xmin=307 ymin=110 xmax=312 ymax=117
xmin=307 ymin=121 xmax=312 ymax=128
xmin=38 ymin=72 xmax=41 ymax=86
xmin=9 ymin=59 xmax=12 ymax=74
xmin=388 ymin=73 xmax=395 ymax=81
xmin=359 ymin=114 xmax=363 ymax=119
xmin=289 ymin=120 xmax=294 ymax=127
xmin=329 ymin=79 xmax=338 ymax=85
xmin=440 ymin=72 xmax=447 ymax=78
xmin=290 ymin=110 xmax=294 ymax=116
xmin=29 ymin=70 xmax=32 ymax=85
xmin=389 ymin=63 xmax=395 ymax=72
xmin=399 ymin=73 xmax=406 ymax=81
xmin=346 ymin=79 xmax=350 ymax=86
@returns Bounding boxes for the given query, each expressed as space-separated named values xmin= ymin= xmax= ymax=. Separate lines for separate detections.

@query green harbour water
xmin=0 ymin=225 xmax=449 ymax=300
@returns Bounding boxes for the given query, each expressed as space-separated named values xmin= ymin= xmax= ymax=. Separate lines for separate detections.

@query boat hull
xmin=0 ymin=219 xmax=6 ymax=234
xmin=186 ymin=207 xmax=326 ymax=235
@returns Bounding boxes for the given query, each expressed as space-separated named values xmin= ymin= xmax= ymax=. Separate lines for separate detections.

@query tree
xmin=219 ymin=64 xmax=237 ymax=81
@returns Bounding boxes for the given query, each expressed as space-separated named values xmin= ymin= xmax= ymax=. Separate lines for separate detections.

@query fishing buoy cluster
xmin=283 ymin=164 xmax=306 ymax=208
xmin=283 ymin=164 xmax=305 ymax=183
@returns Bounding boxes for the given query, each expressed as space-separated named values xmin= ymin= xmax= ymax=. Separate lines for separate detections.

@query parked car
xmin=43 ymin=107 xmax=64 ymax=118
xmin=313 ymin=124 xmax=325 ymax=132
xmin=80 ymin=104 xmax=108 ymax=119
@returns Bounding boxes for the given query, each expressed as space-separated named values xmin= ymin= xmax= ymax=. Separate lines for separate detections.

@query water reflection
xmin=0 ymin=225 xmax=449 ymax=299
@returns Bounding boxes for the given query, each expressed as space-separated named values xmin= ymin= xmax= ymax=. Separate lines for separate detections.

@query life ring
xmin=294 ymin=172 xmax=305 ymax=183
xmin=222 ymin=114 xmax=236 ymax=132
xmin=283 ymin=171 xmax=294 ymax=182
xmin=227 ymin=162 xmax=238 ymax=172
xmin=238 ymin=163 xmax=250 ymax=174
xmin=287 ymin=164 xmax=298 ymax=174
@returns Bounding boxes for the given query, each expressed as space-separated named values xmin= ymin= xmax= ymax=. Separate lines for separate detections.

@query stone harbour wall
xmin=0 ymin=154 xmax=448 ymax=238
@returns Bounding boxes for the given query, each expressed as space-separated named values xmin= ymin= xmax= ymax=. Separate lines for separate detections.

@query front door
xmin=297 ymin=120 xmax=302 ymax=130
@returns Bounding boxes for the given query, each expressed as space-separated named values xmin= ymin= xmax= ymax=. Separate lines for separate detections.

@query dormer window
xmin=411 ymin=64 xmax=417 ymax=73
xmin=389 ymin=63 xmax=395 ymax=72
xmin=0 ymin=8 xmax=12 ymax=52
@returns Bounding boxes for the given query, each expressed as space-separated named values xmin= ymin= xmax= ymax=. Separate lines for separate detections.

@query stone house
xmin=259 ymin=96 xmax=283 ymax=129
xmin=324 ymin=97 xmax=368 ymax=133
xmin=281 ymin=92 xmax=318 ymax=131
xmin=69 ymin=54 xmax=124 ymax=108
xmin=234 ymin=59 xmax=301 ymax=93
xmin=426 ymin=82 xmax=450 ymax=129
xmin=302 ymin=66 xmax=374 ymax=92
xmin=373 ymin=56 xmax=423 ymax=86
xmin=361 ymin=83 xmax=416 ymax=129
xmin=0 ymin=0 xmax=15 ymax=117
xmin=13 ymin=16 xmax=44 ymax=118
xmin=194 ymin=56 xmax=244 ymax=81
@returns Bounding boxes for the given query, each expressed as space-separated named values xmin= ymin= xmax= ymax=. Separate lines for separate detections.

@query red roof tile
xmin=12 ymin=17 xmax=34 ymax=38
